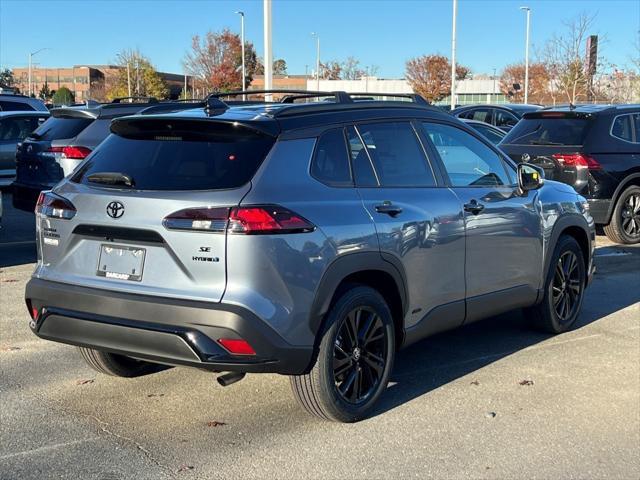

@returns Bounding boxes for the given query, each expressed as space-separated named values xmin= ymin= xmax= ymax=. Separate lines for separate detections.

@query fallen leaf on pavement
xmin=206 ymin=421 xmax=227 ymax=427
xmin=1 ymin=346 xmax=21 ymax=352
xmin=76 ymin=379 xmax=95 ymax=385
xmin=470 ymin=380 xmax=480 ymax=386
xmin=146 ymin=393 xmax=165 ymax=398
xmin=177 ymin=465 xmax=194 ymax=472
xmin=485 ymin=411 xmax=497 ymax=418
xmin=1 ymin=279 xmax=18 ymax=283
xmin=519 ymin=379 xmax=534 ymax=386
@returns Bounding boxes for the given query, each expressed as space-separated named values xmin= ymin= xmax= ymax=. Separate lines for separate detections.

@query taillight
xmin=44 ymin=146 xmax=92 ymax=159
xmin=552 ymin=153 xmax=601 ymax=170
xmin=218 ymin=338 xmax=256 ymax=355
xmin=163 ymin=205 xmax=315 ymax=234
xmin=163 ymin=207 xmax=230 ymax=232
xmin=228 ymin=206 xmax=315 ymax=234
xmin=35 ymin=191 xmax=77 ymax=219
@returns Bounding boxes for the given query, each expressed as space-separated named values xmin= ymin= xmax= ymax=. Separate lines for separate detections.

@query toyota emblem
xmin=106 ymin=201 xmax=125 ymax=219
xmin=521 ymin=153 xmax=531 ymax=162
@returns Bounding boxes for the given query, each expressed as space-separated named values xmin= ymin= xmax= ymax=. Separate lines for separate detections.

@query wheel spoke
xmin=339 ymin=368 xmax=357 ymax=396
xmin=362 ymin=353 xmax=383 ymax=377
xmin=344 ymin=312 xmax=358 ymax=349
xmin=358 ymin=311 xmax=376 ymax=344
xmin=333 ymin=356 xmax=352 ymax=377
xmin=350 ymin=368 xmax=362 ymax=402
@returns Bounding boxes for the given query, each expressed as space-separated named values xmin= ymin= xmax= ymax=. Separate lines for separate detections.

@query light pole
xmin=28 ymin=47 xmax=49 ymax=97
xmin=311 ymin=32 xmax=320 ymax=91
xmin=263 ymin=0 xmax=273 ymax=99
xmin=493 ymin=67 xmax=497 ymax=102
xmin=450 ymin=0 xmax=457 ymax=110
xmin=520 ymin=6 xmax=531 ymax=104
xmin=235 ymin=11 xmax=246 ymax=95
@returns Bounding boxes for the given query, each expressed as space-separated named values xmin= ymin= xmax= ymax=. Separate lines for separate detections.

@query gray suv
xmin=25 ymin=91 xmax=595 ymax=422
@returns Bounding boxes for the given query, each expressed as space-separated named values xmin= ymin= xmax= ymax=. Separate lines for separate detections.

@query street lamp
xmin=311 ymin=32 xmax=320 ymax=91
xmin=520 ymin=6 xmax=531 ymax=104
xmin=450 ymin=0 xmax=458 ymax=110
xmin=28 ymin=47 xmax=50 ymax=97
xmin=235 ymin=11 xmax=246 ymax=95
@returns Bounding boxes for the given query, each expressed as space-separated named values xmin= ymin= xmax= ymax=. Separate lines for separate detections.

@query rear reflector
xmin=163 ymin=205 xmax=315 ymax=234
xmin=552 ymin=153 xmax=601 ymax=170
xmin=35 ymin=191 xmax=77 ymax=219
xmin=218 ymin=338 xmax=256 ymax=355
xmin=44 ymin=146 xmax=92 ymax=159
xmin=31 ymin=306 xmax=39 ymax=320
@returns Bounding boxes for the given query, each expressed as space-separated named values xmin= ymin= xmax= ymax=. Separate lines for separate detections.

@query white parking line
xmin=0 ymin=437 xmax=101 ymax=460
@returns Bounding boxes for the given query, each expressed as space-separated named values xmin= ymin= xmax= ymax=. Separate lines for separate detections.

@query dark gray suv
xmin=25 ymin=91 xmax=595 ymax=422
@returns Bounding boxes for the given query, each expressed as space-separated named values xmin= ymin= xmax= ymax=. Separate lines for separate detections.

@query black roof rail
xmin=111 ymin=96 xmax=158 ymax=104
xmin=207 ymin=89 xmax=429 ymax=105
xmin=347 ymin=92 xmax=430 ymax=105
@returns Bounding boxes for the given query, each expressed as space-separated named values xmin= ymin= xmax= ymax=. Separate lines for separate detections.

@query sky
xmin=1 ymin=0 xmax=638 ymax=78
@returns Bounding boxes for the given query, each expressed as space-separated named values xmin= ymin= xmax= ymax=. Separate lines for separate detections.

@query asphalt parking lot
xmin=1 ymin=190 xmax=639 ymax=480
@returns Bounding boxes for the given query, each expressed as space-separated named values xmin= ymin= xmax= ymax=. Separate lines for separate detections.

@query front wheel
xmin=290 ymin=286 xmax=395 ymax=422
xmin=524 ymin=235 xmax=586 ymax=334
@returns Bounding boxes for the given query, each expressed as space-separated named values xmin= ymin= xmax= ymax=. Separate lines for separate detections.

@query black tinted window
xmin=494 ymin=110 xmax=518 ymax=128
xmin=611 ymin=114 xmax=636 ymax=143
xmin=72 ymin=123 xmax=275 ymax=191
xmin=502 ymin=116 xmax=591 ymax=145
xmin=356 ymin=122 xmax=435 ymax=187
xmin=464 ymin=108 xmax=492 ymax=123
xmin=470 ymin=124 xmax=504 ymax=145
xmin=346 ymin=126 xmax=377 ymax=187
xmin=31 ymin=116 xmax=93 ymax=141
xmin=0 ymin=117 xmax=40 ymax=141
xmin=422 ymin=122 xmax=511 ymax=187
xmin=311 ymin=128 xmax=352 ymax=186
xmin=0 ymin=100 xmax=35 ymax=111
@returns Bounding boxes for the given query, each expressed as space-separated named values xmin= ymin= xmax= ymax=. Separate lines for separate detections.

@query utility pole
xmin=493 ymin=67 xmax=497 ymax=102
xmin=28 ymin=48 xmax=49 ymax=97
xmin=450 ymin=0 xmax=458 ymax=110
xmin=127 ymin=61 xmax=131 ymax=97
xmin=520 ymin=6 xmax=531 ymax=104
xmin=263 ymin=0 xmax=273 ymax=101
xmin=236 ymin=11 xmax=246 ymax=97
xmin=311 ymin=32 xmax=320 ymax=91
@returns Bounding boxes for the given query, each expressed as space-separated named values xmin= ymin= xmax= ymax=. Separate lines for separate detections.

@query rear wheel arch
xmin=604 ymin=173 xmax=640 ymax=224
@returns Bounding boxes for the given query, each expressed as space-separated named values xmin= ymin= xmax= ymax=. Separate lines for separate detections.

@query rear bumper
xmin=11 ymin=182 xmax=47 ymax=212
xmin=26 ymin=278 xmax=314 ymax=375
xmin=587 ymin=198 xmax=611 ymax=225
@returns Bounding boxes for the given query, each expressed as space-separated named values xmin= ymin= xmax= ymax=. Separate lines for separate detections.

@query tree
xmin=254 ymin=58 xmax=288 ymax=76
xmin=52 ymin=86 xmax=75 ymax=105
xmin=341 ymin=57 xmax=366 ymax=80
xmin=319 ymin=61 xmax=342 ymax=80
xmin=539 ymin=13 xmax=597 ymax=104
xmin=500 ymin=62 xmax=551 ymax=103
xmin=38 ymin=81 xmax=52 ymax=101
xmin=405 ymin=54 xmax=470 ymax=103
xmin=107 ymin=49 xmax=168 ymax=100
xmin=0 ymin=69 xmax=18 ymax=92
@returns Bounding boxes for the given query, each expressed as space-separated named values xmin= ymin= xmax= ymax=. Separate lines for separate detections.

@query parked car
xmin=0 ymin=111 xmax=49 ymax=187
xmin=11 ymin=98 xmax=203 ymax=212
xmin=461 ymin=119 xmax=506 ymax=145
xmin=0 ymin=93 xmax=48 ymax=112
xmin=500 ymin=105 xmax=640 ymax=244
xmin=25 ymin=90 xmax=594 ymax=422
xmin=452 ymin=104 xmax=542 ymax=132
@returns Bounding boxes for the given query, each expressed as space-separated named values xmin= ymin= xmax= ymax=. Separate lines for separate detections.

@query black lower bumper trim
xmin=587 ymin=198 xmax=611 ymax=225
xmin=27 ymin=278 xmax=313 ymax=374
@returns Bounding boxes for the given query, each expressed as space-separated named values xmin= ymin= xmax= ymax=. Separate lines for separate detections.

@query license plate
xmin=96 ymin=244 xmax=146 ymax=281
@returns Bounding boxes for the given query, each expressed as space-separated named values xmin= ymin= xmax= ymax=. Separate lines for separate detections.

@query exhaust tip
xmin=217 ymin=372 xmax=246 ymax=387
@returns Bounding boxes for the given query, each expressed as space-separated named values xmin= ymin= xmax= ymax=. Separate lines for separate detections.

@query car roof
xmin=49 ymin=98 xmax=198 ymax=121
xmin=538 ymin=104 xmax=640 ymax=115
xmin=454 ymin=103 xmax=541 ymax=112
xmin=0 ymin=110 xmax=50 ymax=118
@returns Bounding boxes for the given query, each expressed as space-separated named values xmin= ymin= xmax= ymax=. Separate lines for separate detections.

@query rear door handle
xmin=463 ymin=200 xmax=485 ymax=215
xmin=375 ymin=202 xmax=403 ymax=217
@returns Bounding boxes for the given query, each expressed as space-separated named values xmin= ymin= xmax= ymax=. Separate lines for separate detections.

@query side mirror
xmin=518 ymin=163 xmax=544 ymax=192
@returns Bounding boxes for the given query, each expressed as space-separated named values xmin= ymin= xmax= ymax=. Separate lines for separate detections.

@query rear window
xmin=71 ymin=120 xmax=275 ymax=191
xmin=0 ymin=100 xmax=35 ymax=111
xmin=30 ymin=116 xmax=93 ymax=141
xmin=502 ymin=116 xmax=592 ymax=146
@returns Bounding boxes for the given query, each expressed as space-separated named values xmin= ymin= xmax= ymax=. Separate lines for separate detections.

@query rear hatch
xmin=16 ymin=109 xmax=95 ymax=186
xmin=35 ymin=115 xmax=277 ymax=302
xmin=499 ymin=111 xmax=596 ymax=192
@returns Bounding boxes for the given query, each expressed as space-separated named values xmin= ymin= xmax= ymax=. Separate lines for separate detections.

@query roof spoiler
xmin=111 ymin=96 xmax=158 ymax=104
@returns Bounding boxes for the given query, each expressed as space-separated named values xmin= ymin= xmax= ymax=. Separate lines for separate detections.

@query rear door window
xmin=355 ymin=122 xmax=435 ymax=187
xmin=0 ymin=116 xmax=41 ymax=141
xmin=0 ymin=100 xmax=35 ymax=111
xmin=467 ymin=108 xmax=493 ymax=124
xmin=311 ymin=128 xmax=352 ymax=186
xmin=422 ymin=122 xmax=512 ymax=187
xmin=346 ymin=126 xmax=378 ymax=187
xmin=611 ymin=114 xmax=637 ymax=143
xmin=502 ymin=116 xmax=592 ymax=146
xmin=494 ymin=110 xmax=519 ymax=129
xmin=30 ymin=116 xmax=93 ymax=141
xmin=72 ymin=120 xmax=276 ymax=191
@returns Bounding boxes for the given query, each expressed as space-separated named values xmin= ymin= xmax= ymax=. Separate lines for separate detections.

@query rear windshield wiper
xmin=27 ymin=132 xmax=42 ymax=140
xmin=86 ymin=172 xmax=135 ymax=187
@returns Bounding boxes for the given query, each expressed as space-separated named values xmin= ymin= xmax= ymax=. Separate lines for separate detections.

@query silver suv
xmin=25 ymin=91 xmax=595 ymax=422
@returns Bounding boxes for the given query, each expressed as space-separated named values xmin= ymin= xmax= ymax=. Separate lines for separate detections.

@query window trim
xmin=420 ymin=120 xmax=517 ymax=189
xmin=610 ymin=113 xmax=639 ymax=144
xmin=309 ymin=127 xmax=355 ymax=188
xmin=493 ymin=109 xmax=519 ymax=129
xmin=352 ymin=120 xmax=438 ymax=189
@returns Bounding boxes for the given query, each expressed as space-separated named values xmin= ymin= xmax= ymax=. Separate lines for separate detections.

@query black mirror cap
xmin=518 ymin=163 xmax=545 ymax=192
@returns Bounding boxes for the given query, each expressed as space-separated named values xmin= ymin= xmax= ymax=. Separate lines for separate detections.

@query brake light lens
xmin=44 ymin=146 xmax=92 ymax=159
xmin=163 ymin=205 xmax=315 ymax=234
xmin=228 ymin=206 xmax=315 ymax=234
xmin=218 ymin=338 xmax=256 ymax=356
xmin=35 ymin=191 xmax=77 ymax=219
xmin=552 ymin=153 xmax=601 ymax=170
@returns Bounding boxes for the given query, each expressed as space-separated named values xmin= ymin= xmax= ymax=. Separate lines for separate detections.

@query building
xmin=305 ymin=77 xmax=508 ymax=105
xmin=249 ymin=74 xmax=308 ymax=92
xmin=12 ymin=65 xmax=185 ymax=101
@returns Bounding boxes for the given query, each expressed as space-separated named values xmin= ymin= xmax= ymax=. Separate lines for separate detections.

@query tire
xmin=290 ymin=285 xmax=395 ymax=422
xmin=524 ymin=235 xmax=586 ymax=334
xmin=78 ymin=347 xmax=160 ymax=377
xmin=603 ymin=186 xmax=640 ymax=245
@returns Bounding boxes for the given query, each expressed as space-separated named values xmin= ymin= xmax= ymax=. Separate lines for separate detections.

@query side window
xmin=611 ymin=114 xmax=636 ymax=143
xmin=494 ymin=110 xmax=519 ymax=129
xmin=422 ymin=122 xmax=511 ymax=187
xmin=0 ymin=101 xmax=35 ymax=112
xmin=0 ymin=117 xmax=38 ymax=141
xmin=468 ymin=108 xmax=492 ymax=124
xmin=355 ymin=122 xmax=435 ymax=187
xmin=472 ymin=124 xmax=505 ymax=145
xmin=634 ymin=114 xmax=640 ymax=141
xmin=346 ymin=126 xmax=377 ymax=187
xmin=310 ymin=128 xmax=352 ymax=186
